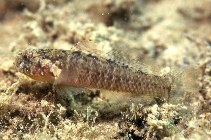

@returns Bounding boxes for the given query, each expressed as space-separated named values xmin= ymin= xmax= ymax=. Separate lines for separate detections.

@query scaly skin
xmin=14 ymin=48 xmax=173 ymax=99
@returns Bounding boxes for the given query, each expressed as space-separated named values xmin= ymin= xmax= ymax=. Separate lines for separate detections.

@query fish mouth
xmin=14 ymin=49 xmax=34 ymax=75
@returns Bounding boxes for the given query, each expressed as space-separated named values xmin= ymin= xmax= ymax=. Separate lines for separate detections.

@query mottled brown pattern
xmin=15 ymin=48 xmax=173 ymax=99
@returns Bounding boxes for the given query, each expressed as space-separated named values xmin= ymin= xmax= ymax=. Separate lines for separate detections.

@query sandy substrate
xmin=0 ymin=0 xmax=210 ymax=139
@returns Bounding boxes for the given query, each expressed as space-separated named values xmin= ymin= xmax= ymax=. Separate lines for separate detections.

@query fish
xmin=14 ymin=44 xmax=174 ymax=100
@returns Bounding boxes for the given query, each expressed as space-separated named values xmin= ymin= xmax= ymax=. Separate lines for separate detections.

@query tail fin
xmin=168 ymin=66 xmax=200 ymax=104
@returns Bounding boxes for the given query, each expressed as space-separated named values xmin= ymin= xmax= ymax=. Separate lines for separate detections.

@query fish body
xmin=15 ymin=48 xmax=173 ymax=99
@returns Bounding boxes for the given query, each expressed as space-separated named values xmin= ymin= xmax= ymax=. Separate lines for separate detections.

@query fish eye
xmin=22 ymin=54 xmax=28 ymax=60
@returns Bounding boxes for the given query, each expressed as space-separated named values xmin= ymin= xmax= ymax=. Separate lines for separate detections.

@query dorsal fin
xmin=74 ymin=39 xmax=161 ymax=75
xmin=74 ymin=39 xmax=113 ymax=59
